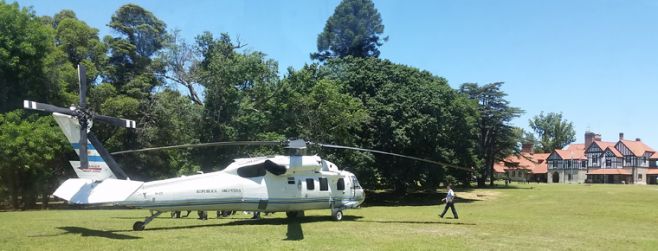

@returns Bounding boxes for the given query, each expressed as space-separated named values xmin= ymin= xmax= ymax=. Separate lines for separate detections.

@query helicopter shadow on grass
xmin=363 ymin=191 xmax=481 ymax=207
xmin=30 ymin=226 xmax=143 ymax=240
xmin=356 ymin=219 xmax=475 ymax=226
xmin=363 ymin=184 xmax=537 ymax=207
xmin=105 ymin=215 xmax=362 ymax=241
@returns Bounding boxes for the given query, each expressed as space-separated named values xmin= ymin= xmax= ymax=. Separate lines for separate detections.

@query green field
xmin=1 ymin=184 xmax=657 ymax=250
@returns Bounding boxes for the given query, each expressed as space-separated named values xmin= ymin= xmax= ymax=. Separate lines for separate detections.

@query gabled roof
xmin=602 ymin=146 xmax=623 ymax=157
xmin=651 ymin=152 xmax=658 ymax=160
xmin=494 ymin=152 xmax=550 ymax=174
xmin=564 ymin=144 xmax=585 ymax=151
xmin=493 ymin=162 xmax=506 ymax=173
xmin=531 ymin=153 xmax=550 ymax=174
xmin=552 ymin=149 xmax=586 ymax=160
xmin=587 ymin=141 xmax=616 ymax=152
xmin=618 ymin=140 xmax=655 ymax=157
xmin=501 ymin=154 xmax=536 ymax=170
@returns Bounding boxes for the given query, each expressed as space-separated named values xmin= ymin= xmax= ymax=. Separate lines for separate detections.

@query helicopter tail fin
xmin=52 ymin=113 xmax=128 ymax=180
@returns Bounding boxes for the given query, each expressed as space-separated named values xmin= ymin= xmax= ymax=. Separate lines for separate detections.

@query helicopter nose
xmin=356 ymin=189 xmax=365 ymax=204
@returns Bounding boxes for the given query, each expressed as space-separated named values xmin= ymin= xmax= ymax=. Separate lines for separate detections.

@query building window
xmin=592 ymin=157 xmax=598 ymax=165
xmin=606 ymin=159 xmax=611 ymax=168
xmin=638 ymin=174 xmax=642 ymax=180
xmin=306 ymin=178 xmax=315 ymax=190
xmin=581 ymin=161 xmax=587 ymax=168
xmin=288 ymin=177 xmax=295 ymax=184
xmin=568 ymin=174 xmax=572 ymax=181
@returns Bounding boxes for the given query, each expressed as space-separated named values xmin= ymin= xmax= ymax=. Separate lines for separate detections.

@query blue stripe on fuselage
xmin=86 ymin=156 xmax=104 ymax=162
xmin=71 ymin=143 xmax=96 ymax=150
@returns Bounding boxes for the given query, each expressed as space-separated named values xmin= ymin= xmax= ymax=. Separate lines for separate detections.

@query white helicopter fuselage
xmin=55 ymin=155 xmax=365 ymax=213
xmin=123 ymin=156 xmax=365 ymax=212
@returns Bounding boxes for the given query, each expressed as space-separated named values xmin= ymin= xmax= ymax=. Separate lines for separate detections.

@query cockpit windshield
xmin=352 ymin=176 xmax=362 ymax=189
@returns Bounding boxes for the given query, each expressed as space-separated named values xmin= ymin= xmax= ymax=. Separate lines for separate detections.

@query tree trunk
xmin=11 ymin=169 xmax=19 ymax=210
xmin=476 ymin=176 xmax=486 ymax=187
xmin=41 ymin=191 xmax=49 ymax=209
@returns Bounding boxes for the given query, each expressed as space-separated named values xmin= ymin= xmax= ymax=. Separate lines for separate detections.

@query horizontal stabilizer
xmin=54 ymin=178 xmax=143 ymax=204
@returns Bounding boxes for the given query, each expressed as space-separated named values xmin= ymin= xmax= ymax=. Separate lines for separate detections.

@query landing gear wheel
xmin=133 ymin=221 xmax=145 ymax=231
xmin=332 ymin=210 xmax=343 ymax=221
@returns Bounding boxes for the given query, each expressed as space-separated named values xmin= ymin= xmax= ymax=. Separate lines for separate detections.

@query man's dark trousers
xmin=440 ymin=202 xmax=458 ymax=219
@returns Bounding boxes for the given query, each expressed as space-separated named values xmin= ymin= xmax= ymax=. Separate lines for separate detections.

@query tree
xmin=160 ymin=29 xmax=203 ymax=105
xmin=529 ymin=112 xmax=576 ymax=152
xmin=109 ymin=4 xmax=167 ymax=59
xmin=0 ymin=2 xmax=70 ymax=113
xmin=322 ymin=57 xmax=479 ymax=191
xmin=104 ymin=4 xmax=167 ymax=91
xmin=311 ymin=0 xmax=388 ymax=62
xmin=459 ymin=82 xmax=522 ymax=187
xmin=133 ymin=90 xmax=202 ymax=178
xmin=194 ymin=32 xmax=279 ymax=170
xmin=51 ymin=10 xmax=106 ymax=75
xmin=0 ymin=111 xmax=69 ymax=209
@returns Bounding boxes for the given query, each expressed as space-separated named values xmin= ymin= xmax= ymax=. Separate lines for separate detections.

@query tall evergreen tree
xmin=460 ymin=82 xmax=522 ymax=187
xmin=529 ymin=112 xmax=576 ymax=152
xmin=311 ymin=0 xmax=387 ymax=62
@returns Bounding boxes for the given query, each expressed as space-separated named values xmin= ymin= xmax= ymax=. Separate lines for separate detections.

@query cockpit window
xmin=352 ymin=176 xmax=362 ymax=189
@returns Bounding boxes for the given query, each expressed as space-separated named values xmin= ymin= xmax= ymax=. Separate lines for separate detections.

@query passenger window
xmin=319 ymin=178 xmax=328 ymax=191
xmin=337 ymin=178 xmax=345 ymax=190
xmin=306 ymin=178 xmax=315 ymax=190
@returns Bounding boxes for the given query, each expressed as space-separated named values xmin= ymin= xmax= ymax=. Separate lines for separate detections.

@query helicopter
xmin=23 ymin=65 xmax=472 ymax=231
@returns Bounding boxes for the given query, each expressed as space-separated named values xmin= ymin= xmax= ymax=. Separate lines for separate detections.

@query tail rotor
xmin=23 ymin=64 xmax=137 ymax=176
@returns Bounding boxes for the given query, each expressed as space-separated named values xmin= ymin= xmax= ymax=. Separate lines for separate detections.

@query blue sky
xmin=13 ymin=0 xmax=658 ymax=148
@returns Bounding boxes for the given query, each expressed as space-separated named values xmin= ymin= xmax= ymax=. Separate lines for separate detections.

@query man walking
xmin=439 ymin=185 xmax=458 ymax=219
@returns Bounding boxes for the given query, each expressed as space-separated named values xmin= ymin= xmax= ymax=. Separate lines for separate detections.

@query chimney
xmin=585 ymin=131 xmax=595 ymax=148
xmin=636 ymin=138 xmax=641 ymax=142
xmin=594 ymin=134 xmax=602 ymax=141
xmin=521 ymin=142 xmax=534 ymax=154
xmin=619 ymin=132 xmax=624 ymax=141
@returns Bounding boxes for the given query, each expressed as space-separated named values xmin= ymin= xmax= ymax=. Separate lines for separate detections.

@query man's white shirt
xmin=445 ymin=189 xmax=455 ymax=203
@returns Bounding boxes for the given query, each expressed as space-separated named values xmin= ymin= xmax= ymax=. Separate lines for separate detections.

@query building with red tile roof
xmin=582 ymin=132 xmax=657 ymax=184
xmin=495 ymin=131 xmax=658 ymax=185
xmin=493 ymin=143 xmax=550 ymax=183
xmin=547 ymin=142 xmax=588 ymax=184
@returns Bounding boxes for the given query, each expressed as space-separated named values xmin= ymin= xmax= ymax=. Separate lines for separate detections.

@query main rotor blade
xmin=79 ymin=122 xmax=88 ymax=169
xmin=110 ymin=141 xmax=283 ymax=155
xmin=311 ymin=142 xmax=474 ymax=172
xmin=78 ymin=64 xmax=87 ymax=109
xmin=93 ymin=114 xmax=137 ymax=128
xmin=23 ymin=100 xmax=77 ymax=116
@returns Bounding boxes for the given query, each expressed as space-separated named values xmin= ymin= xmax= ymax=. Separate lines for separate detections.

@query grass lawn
xmin=1 ymin=183 xmax=657 ymax=250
